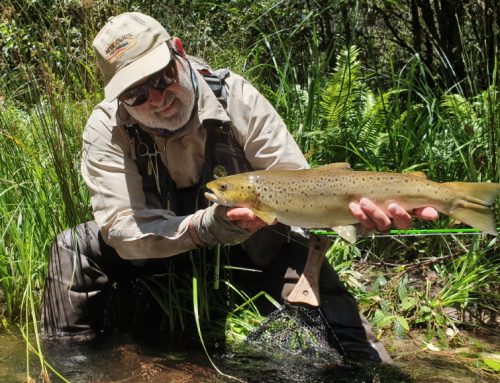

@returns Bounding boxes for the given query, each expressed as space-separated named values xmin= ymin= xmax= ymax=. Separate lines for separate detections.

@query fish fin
xmin=449 ymin=200 xmax=498 ymax=235
xmin=251 ymin=209 xmax=277 ymax=225
xmin=445 ymin=182 xmax=500 ymax=207
xmin=317 ymin=162 xmax=352 ymax=171
xmin=408 ymin=171 xmax=428 ymax=178
xmin=332 ymin=225 xmax=358 ymax=243
xmin=443 ymin=181 xmax=500 ymax=235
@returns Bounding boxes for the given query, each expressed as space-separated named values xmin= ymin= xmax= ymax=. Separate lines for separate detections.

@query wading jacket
xmin=81 ymin=70 xmax=308 ymax=260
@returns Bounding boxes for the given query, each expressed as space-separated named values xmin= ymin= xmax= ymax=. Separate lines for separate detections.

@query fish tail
xmin=445 ymin=182 xmax=500 ymax=235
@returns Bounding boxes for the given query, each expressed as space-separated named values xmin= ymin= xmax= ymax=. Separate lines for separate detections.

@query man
xmin=41 ymin=12 xmax=437 ymax=362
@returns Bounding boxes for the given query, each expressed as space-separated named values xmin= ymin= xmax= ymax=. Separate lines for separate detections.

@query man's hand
xmin=225 ymin=207 xmax=272 ymax=232
xmin=349 ymin=198 xmax=438 ymax=232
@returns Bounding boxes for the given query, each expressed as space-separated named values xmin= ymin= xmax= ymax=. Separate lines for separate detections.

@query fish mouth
xmin=204 ymin=191 xmax=228 ymax=206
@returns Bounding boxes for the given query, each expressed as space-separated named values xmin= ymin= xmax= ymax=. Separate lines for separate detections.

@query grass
xmin=0 ymin=69 xmax=94 ymax=380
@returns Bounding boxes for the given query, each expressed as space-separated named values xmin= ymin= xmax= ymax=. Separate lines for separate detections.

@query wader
xmin=42 ymin=119 xmax=391 ymax=363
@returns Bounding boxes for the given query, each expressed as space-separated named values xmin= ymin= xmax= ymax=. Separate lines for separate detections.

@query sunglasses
xmin=119 ymin=57 xmax=178 ymax=107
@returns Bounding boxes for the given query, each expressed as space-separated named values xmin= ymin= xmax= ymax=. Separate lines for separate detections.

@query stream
xmin=0 ymin=328 xmax=498 ymax=383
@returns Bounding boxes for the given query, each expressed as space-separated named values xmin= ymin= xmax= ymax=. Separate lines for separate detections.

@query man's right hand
xmin=349 ymin=197 xmax=438 ymax=232
xmin=190 ymin=205 xmax=256 ymax=247
xmin=225 ymin=207 xmax=272 ymax=232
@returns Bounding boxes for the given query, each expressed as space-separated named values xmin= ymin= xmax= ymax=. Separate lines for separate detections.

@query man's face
xmin=122 ymin=56 xmax=196 ymax=131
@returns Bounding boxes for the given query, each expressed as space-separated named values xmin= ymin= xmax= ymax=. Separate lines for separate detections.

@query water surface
xmin=0 ymin=329 xmax=498 ymax=382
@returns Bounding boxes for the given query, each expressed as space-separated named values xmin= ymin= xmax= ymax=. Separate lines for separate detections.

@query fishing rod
xmin=255 ymin=226 xmax=499 ymax=256
xmin=311 ymin=227 xmax=500 ymax=238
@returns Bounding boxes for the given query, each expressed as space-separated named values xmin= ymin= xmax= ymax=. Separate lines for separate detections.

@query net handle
xmin=286 ymin=234 xmax=331 ymax=307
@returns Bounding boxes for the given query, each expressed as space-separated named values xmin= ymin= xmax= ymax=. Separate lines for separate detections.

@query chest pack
xmin=124 ymin=61 xmax=253 ymax=216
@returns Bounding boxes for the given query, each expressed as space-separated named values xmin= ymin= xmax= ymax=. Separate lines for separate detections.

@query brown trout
xmin=204 ymin=162 xmax=500 ymax=242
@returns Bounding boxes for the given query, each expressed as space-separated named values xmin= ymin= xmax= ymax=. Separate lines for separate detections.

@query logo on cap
xmin=105 ymin=33 xmax=137 ymax=63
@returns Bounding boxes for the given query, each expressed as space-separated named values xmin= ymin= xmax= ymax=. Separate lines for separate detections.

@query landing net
xmin=246 ymin=302 xmax=345 ymax=365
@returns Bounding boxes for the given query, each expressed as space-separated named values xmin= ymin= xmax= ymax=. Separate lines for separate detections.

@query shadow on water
xmin=218 ymin=342 xmax=412 ymax=383
xmin=217 ymin=340 xmax=499 ymax=383
xmin=1 ymin=328 xmax=498 ymax=382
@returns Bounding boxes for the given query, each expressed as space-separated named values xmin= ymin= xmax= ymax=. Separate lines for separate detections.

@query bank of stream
xmin=0 ymin=326 xmax=498 ymax=383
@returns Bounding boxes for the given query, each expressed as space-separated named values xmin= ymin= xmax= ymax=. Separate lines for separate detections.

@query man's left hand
xmin=349 ymin=198 xmax=438 ymax=232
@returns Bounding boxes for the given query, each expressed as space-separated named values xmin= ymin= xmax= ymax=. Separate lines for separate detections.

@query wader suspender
xmin=125 ymin=124 xmax=176 ymax=210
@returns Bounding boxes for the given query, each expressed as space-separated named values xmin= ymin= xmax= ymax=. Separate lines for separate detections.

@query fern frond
xmin=320 ymin=46 xmax=364 ymax=130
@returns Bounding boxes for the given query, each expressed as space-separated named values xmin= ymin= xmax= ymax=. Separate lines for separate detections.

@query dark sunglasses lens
xmin=121 ymin=88 xmax=149 ymax=106
xmin=120 ymin=58 xmax=177 ymax=106
xmin=150 ymin=75 xmax=169 ymax=90
xmin=151 ymin=63 xmax=177 ymax=90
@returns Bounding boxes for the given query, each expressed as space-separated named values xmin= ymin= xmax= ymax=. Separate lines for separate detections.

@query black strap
xmin=202 ymin=69 xmax=229 ymax=108
xmin=125 ymin=124 xmax=177 ymax=211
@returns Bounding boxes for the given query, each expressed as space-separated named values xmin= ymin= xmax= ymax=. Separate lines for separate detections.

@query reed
xmin=1 ymin=53 xmax=95 ymax=380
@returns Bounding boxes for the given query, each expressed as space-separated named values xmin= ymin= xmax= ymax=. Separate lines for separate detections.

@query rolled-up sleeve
xmin=224 ymin=73 xmax=309 ymax=171
xmin=81 ymin=105 xmax=197 ymax=260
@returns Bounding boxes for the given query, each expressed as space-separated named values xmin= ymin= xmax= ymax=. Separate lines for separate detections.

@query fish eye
xmin=219 ymin=183 xmax=228 ymax=192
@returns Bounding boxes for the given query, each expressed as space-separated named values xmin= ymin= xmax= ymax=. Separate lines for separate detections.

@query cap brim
xmin=104 ymin=43 xmax=172 ymax=101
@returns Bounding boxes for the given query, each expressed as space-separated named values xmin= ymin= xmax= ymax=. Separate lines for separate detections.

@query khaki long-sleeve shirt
xmin=81 ymin=70 xmax=308 ymax=260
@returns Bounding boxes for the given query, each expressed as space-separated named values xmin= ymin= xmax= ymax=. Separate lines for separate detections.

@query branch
xmin=372 ymin=4 xmax=415 ymax=54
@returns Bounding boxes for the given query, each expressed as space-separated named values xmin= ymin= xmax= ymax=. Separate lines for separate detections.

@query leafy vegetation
xmin=0 ymin=0 xmax=499 ymax=380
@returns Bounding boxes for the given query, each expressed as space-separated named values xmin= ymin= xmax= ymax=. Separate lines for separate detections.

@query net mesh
xmin=246 ymin=302 xmax=345 ymax=365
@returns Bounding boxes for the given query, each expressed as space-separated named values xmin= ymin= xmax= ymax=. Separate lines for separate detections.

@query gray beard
xmin=125 ymin=101 xmax=187 ymax=131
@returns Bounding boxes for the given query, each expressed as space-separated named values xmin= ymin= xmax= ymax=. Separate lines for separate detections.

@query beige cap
xmin=93 ymin=12 xmax=172 ymax=101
